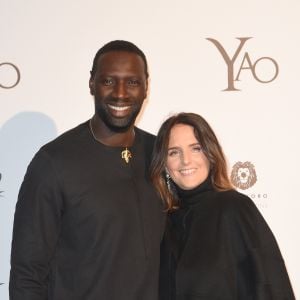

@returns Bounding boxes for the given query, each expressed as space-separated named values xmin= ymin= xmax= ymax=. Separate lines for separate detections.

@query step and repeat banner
xmin=1 ymin=0 xmax=299 ymax=298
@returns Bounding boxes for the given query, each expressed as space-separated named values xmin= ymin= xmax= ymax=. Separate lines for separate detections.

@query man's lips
xmin=108 ymin=104 xmax=131 ymax=111
xmin=107 ymin=104 xmax=132 ymax=117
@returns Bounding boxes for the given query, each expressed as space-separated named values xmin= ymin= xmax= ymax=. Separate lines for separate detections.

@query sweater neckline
xmin=175 ymin=176 xmax=214 ymax=207
xmin=85 ymin=120 xmax=141 ymax=151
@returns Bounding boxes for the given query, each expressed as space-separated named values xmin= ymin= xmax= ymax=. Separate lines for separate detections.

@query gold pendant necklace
xmin=121 ymin=148 xmax=132 ymax=163
xmin=89 ymin=119 xmax=133 ymax=163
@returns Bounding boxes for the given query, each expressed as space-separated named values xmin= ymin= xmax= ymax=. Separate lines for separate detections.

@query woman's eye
xmin=192 ymin=146 xmax=202 ymax=152
xmin=168 ymin=150 xmax=180 ymax=157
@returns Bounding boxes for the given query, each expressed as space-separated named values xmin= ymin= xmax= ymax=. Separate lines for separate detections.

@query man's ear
xmin=89 ymin=78 xmax=95 ymax=96
xmin=144 ymin=79 xmax=149 ymax=98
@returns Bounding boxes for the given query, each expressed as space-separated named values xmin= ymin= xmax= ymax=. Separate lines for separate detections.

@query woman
xmin=151 ymin=113 xmax=295 ymax=300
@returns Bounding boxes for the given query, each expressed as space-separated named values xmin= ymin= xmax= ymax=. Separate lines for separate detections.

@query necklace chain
xmin=89 ymin=119 xmax=133 ymax=163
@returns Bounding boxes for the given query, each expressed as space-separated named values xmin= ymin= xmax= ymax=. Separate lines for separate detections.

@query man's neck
xmin=89 ymin=115 xmax=135 ymax=147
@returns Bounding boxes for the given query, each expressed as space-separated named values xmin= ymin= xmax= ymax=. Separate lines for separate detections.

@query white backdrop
xmin=1 ymin=1 xmax=299 ymax=299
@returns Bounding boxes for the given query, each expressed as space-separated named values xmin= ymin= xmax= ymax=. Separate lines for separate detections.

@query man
xmin=10 ymin=40 xmax=165 ymax=300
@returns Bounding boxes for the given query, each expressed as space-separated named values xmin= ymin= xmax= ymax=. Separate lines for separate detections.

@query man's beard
xmin=95 ymin=101 xmax=142 ymax=133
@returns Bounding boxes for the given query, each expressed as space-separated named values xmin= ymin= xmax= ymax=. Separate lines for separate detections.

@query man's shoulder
xmin=25 ymin=121 xmax=90 ymax=171
xmin=135 ymin=127 xmax=156 ymax=152
xmin=40 ymin=121 xmax=89 ymax=154
xmin=135 ymin=127 xmax=156 ymax=140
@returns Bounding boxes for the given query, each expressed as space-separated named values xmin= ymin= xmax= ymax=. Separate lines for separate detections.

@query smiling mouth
xmin=108 ymin=104 xmax=131 ymax=111
xmin=179 ymin=168 xmax=196 ymax=175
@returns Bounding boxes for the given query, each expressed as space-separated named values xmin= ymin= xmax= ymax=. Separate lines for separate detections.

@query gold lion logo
xmin=230 ymin=161 xmax=257 ymax=190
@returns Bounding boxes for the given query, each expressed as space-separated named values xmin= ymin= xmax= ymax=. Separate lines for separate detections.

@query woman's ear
xmin=165 ymin=168 xmax=171 ymax=191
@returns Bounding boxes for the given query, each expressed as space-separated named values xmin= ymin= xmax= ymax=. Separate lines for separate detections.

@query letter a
xmin=206 ymin=37 xmax=252 ymax=91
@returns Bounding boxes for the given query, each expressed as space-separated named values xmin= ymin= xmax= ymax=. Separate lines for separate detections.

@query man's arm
xmin=9 ymin=150 xmax=63 ymax=300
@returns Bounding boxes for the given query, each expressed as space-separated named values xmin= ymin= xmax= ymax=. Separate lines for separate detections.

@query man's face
xmin=89 ymin=51 xmax=148 ymax=132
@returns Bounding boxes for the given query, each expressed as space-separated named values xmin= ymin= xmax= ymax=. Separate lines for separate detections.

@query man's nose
xmin=113 ymin=81 xmax=128 ymax=99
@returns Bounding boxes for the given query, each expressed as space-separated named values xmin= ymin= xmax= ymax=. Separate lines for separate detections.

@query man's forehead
xmin=97 ymin=51 xmax=143 ymax=63
xmin=96 ymin=51 xmax=146 ymax=74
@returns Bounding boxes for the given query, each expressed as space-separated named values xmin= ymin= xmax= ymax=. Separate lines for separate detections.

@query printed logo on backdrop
xmin=0 ymin=62 xmax=21 ymax=89
xmin=206 ymin=38 xmax=279 ymax=91
xmin=230 ymin=161 xmax=268 ymax=209
xmin=231 ymin=161 xmax=257 ymax=190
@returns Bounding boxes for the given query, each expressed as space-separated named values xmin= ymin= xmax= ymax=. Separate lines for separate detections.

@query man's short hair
xmin=90 ymin=40 xmax=149 ymax=79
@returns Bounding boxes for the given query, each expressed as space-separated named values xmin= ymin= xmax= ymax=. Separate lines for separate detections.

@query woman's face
xmin=166 ymin=124 xmax=210 ymax=190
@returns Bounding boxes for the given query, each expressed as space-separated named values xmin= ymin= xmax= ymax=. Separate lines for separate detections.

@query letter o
xmin=0 ymin=62 xmax=21 ymax=89
xmin=253 ymin=57 xmax=279 ymax=83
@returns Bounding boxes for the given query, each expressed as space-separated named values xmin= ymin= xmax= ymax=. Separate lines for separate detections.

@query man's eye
xmin=128 ymin=79 xmax=139 ymax=86
xmin=103 ymin=78 xmax=114 ymax=86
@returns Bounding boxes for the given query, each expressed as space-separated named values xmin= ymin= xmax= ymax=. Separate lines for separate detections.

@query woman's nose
xmin=181 ymin=151 xmax=191 ymax=165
